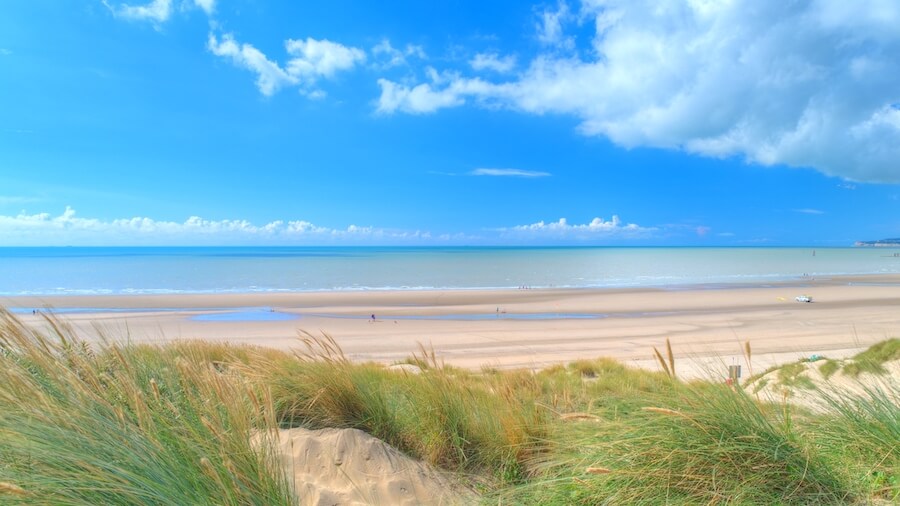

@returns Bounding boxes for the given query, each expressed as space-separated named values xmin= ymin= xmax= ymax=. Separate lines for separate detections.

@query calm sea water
xmin=0 ymin=247 xmax=898 ymax=296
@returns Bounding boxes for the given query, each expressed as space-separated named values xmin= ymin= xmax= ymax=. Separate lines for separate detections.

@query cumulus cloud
xmin=470 ymin=168 xmax=550 ymax=177
xmin=105 ymin=0 xmax=173 ymax=23
xmin=208 ymin=33 xmax=365 ymax=96
xmin=378 ymin=0 xmax=900 ymax=183
xmin=470 ymin=52 xmax=517 ymax=73
xmin=285 ymin=37 xmax=366 ymax=79
xmin=372 ymin=39 xmax=426 ymax=68
xmin=497 ymin=216 xmax=655 ymax=240
xmin=0 ymin=207 xmax=432 ymax=246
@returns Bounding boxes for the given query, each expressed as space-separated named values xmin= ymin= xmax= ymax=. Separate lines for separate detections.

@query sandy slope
xmin=267 ymin=428 xmax=476 ymax=506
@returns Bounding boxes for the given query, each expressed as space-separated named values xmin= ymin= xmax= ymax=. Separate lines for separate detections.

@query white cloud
xmin=793 ymin=208 xmax=825 ymax=215
xmin=372 ymin=39 xmax=426 ymax=68
xmin=379 ymin=0 xmax=900 ymax=183
xmin=207 ymin=33 xmax=297 ymax=96
xmin=470 ymin=52 xmax=517 ymax=73
xmin=0 ymin=207 xmax=435 ymax=246
xmin=285 ymin=37 xmax=366 ymax=79
xmin=106 ymin=0 xmax=212 ymax=22
xmin=470 ymin=168 xmax=550 ymax=178
xmin=208 ymin=33 xmax=365 ymax=97
xmin=497 ymin=216 xmax=655 ymax=240
xmin=375 ymin=73 xmax=495 ymax=114
xmin=536 ymin=1 xmax=575 ymax=50
xmin=106 ymin=0 xmax=173 ymax=23
xmin=193 ymin=0 xmax=215 ymax=15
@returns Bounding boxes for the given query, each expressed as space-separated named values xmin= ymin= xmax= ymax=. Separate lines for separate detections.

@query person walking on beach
xmin=370 ymin=314 xmax=376 ymax=323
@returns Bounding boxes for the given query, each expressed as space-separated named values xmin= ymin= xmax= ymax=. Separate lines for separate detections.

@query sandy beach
xmin=4 ymin=274 xmax=899 ymax=378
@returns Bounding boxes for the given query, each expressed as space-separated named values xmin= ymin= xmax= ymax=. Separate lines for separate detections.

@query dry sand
xmin=3 ymin=274 xmax=899 ymax=379
xmin=266 ymin=427 xmax=476 ymax=505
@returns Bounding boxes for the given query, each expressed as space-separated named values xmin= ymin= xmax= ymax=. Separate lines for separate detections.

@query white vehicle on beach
xmin=795 ymin=295 xmax=813 ymax=303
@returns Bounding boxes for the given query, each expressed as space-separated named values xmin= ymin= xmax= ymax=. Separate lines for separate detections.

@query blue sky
xmin=1 ymin=0 xmax=899 ymax=246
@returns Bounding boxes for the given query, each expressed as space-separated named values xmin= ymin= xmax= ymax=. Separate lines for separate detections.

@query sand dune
xmin=268 ymin=428 xmax=476 ymax=505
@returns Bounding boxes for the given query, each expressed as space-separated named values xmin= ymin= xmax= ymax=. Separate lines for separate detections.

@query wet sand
xmin=4 ymin=274 xmax=899 ymax=378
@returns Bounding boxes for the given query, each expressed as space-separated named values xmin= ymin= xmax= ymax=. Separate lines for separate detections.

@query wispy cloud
xmin=470 ymin=52 xmax=516 ymax=73
xmin=793 ymin=208 xmax=825 ymax=215
xmin=0 ymin=195 xmax=42 ymax=206
xmin=0 ymin=48 xmax=12 ymax=56
xmin=535 ymin=1 xmax=575 ymax=50
xmin=207 ymin=33 xmax=296 ymax=95
xmin=469 ymin=168 xmax=550 ymax=178
xmin=104 ymin=0 xmax=173 ymax=23
xmin=105 ymin=0 xmax=214 ymax=22
xmin=372 ymin=39 xmax=426 ymax=68
xmin=193 ymin=0 xmax=215 ymax=15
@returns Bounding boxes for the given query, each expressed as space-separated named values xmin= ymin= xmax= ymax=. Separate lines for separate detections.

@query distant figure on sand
xmin=370 ymin=314 xmax=376 ymax=323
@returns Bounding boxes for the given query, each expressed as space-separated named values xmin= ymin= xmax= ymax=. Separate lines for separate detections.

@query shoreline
xmin=2 ymin=271 xmax=899 ymax=299
xmin=3 ymin=273 xmax=899 ymax=379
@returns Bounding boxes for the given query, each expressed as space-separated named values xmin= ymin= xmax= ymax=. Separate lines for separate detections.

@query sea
xmin=1 ymin=247 xmax=900 ymax=297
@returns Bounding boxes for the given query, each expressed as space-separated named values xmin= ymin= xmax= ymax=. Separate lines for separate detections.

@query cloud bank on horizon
xmin=0 ymin=208 xmax=657 ymax=246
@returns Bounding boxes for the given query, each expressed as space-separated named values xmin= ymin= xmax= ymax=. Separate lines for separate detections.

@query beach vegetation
xmin=243 ymin=334 xmax=549 ymax=485
xmin=843 ymin=338 xmax=900 ymax=377
xmin=819 ymin=358 xmax=840 ymax=379
xmin=1 ymin=310 xmax=897 ymax=504
xmin=811 ymin=384 xmax=900 ymax=501
xmin=777 ymin=361 xmax=817 ymax=390
xmin=0 ymin=311 xmax=293 ymax=505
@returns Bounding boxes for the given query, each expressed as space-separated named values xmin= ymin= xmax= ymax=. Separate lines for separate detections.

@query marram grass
xmin=1 ymin=310 xmax=897 ymax=505
xmin=0 ymin=310 xmax=293 ymax=505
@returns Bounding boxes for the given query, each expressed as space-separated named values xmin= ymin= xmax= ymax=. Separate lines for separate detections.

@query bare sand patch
xmin=267 ymin=427 xmax=476 ymax=506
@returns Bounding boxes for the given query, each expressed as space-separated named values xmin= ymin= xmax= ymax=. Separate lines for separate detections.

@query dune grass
xmin=496 ymin=383 xmax=855 ymax=504
xmin=252 ymin=336 xmax=549 ymax=484
xmin=1 ymin=310 xmax=897 ymax=505
xmin=843 ymin=338 xmax=900 ymax=377
xmin=0 ymin=310 xmax=293 ymax=505
xmin=811 ymin=384 xmax=900 ymax=501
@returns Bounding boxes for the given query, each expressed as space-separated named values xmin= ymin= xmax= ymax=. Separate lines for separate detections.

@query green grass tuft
xmin=818 ymin=359 xmax=841 ymax=379
xmin=843 ymin=338 xmax=900 ymax=377
xmin=777 ymin=361 xmax=816 ymax=389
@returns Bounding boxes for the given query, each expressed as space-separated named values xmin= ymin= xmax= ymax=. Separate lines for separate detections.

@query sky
xmin=1 ymin=0 xmax=899 ymax=246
